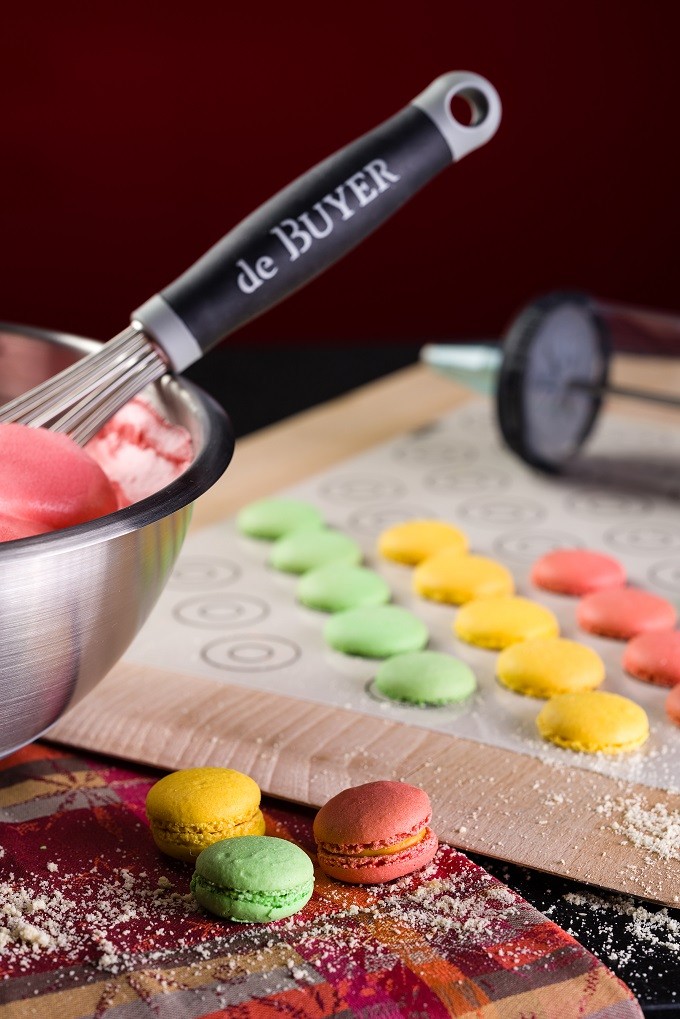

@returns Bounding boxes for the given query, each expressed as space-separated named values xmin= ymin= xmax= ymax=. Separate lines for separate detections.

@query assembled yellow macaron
xmin=146 ymin=767 xmax=266 ymax=862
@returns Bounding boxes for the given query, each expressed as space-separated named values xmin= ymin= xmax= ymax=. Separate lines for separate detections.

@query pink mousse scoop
xmin=0 ymin=396 xmax=192 ymax=542
xmin=85 ymin=396 xmax=193 ymax=508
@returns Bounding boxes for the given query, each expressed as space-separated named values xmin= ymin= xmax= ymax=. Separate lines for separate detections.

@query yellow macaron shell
xmin=536 ymin=691 xmax=649 ymax=754
xmin=496 ymin=638 xmax=605 ymax=698
xmin=414 ymin=550 xmax=514 ymax=605
xmin=146 ymin=767 xmax=265 ymax=862
xmin=454 ymin=596 xmax=559 ymax=650
xmin=378 ymin=520 xmax=468 ymax=565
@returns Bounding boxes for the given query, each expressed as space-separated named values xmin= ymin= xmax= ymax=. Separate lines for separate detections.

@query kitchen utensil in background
xmin=423 ymin=290 xmax=680 ymax=472
xmin=0 ymin=71 xmax=501 ymax=445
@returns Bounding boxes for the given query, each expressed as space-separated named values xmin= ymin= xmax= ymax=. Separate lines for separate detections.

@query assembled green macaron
xmin=190 ymin=835 xmax=315 ymax=923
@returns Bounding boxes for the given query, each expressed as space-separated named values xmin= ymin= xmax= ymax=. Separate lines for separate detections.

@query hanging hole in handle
xmin=449 ymin=87 xmax=490 ymax=128
xmin=411 ymin=72 xmax=501 ymax=160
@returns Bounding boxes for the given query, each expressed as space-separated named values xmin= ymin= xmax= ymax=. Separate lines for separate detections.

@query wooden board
xmin=51 ymin=358 xmax=680 ymax=906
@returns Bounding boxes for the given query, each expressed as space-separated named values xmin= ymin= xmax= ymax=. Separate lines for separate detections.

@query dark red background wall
xmin=2 ymin=1 xmax=679 ymax=347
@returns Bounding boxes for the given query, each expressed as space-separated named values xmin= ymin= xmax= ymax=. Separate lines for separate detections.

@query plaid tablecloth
xmin=0 ymin=743 xmax=641 ymax=1018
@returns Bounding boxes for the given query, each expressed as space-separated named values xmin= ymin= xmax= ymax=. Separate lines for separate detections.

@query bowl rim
xmin=0 ymin=321 xmax=235 ymax=559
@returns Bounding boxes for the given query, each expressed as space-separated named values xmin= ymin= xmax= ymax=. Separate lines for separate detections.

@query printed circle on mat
xmin=564 ymin=492 xmax=652 ymax=517
xmin=457 ymin=497 xmax=545 ymax=527
xmin=347 ymin=504 xmax=436 ymax=536
xmin=424 ymin=467 xmax=510 ymax=493
xmin=604 ymin=524 xmax=680 ymax=554
xmin=169 ymin=557 xmax=241 ymax=590
xmin=319 ymin=475 xmax=406 ymax=503
xmin=392 ymin=437 xmax=477 ymax=465
xmin=173 ymin=595 xmax=269 ymax=629
xmin=201 ymin=635 xmax=301 ymax=672
xmin=648 ymin=559 xmax=680 ymax=595
xmin=493 ymin=530 xmax=584 ymax=564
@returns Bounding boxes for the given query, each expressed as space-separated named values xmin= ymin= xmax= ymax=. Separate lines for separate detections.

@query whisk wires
xmin=0 ymin=327 xmax=168 ymax=445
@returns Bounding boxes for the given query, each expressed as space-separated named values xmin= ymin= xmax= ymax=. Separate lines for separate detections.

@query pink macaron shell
xmin=317 ymin=827 xmax=438 ymax=885
xmin=313 ymin=780 xmax=432 ymax=850
xmin=577 ymin=588 xmax=677 ymax=640
xmin=623 ymin=630 xmax=680 ymax=687
xmin=531 ymin=549 xmax=626 ymax=596
xmin=666 ymin=684 xmax=680 ymax=727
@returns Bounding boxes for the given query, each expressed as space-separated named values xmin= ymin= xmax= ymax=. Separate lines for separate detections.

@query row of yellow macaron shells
xmin=145 ymin=768 xmax=437 ymax=921
xmin=377 ymin=519 xmax=654 ymax=754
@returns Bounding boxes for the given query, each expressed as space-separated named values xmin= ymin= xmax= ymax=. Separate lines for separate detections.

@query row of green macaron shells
xmin=145 ymin=767 xmax=437 ymax=923
xmin=236 ymin=498 xmax=674 ymax=753
xmin=236 ymin=498 xmax=477 ymax=706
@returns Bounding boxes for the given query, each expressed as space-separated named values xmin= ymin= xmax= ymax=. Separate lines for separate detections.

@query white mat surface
xmin=126 ymin=400 xmax=680 ymax=791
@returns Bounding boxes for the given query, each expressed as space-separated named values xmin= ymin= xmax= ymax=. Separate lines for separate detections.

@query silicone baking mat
xmin=125 ymin=400 xmax=680 ymax=793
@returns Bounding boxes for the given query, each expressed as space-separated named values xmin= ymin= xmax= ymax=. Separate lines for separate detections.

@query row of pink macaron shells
xmin=405 ymin=536 xmax=680 ymax=725
xmin=532 ymin=548 xmax=680 ymax=728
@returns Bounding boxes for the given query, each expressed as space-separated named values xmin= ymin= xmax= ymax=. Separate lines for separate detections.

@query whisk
xmin=0 ymin=73 xmax=500 ymax=445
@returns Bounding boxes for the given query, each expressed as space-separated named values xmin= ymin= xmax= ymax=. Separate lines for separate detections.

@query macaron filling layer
xmin=317 ymin=827 xmax=437 ymax=874
xmin=151 ymin=810 xmax=265 ymax=847
xmin=190 ymin=873 xmax=314 ymax=922
xmin=321 ymin=828 xmax=429 ymax=858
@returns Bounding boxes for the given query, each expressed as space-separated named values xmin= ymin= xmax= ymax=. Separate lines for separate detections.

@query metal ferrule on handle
xmin=133 ymin=72 xmax=501 ymax=373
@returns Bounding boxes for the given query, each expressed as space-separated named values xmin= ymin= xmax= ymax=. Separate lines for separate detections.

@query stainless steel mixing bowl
xmin=0 ymin=322 xmax=234 ymax=756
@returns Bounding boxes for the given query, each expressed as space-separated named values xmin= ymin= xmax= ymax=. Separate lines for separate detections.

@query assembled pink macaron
xmin=313 ymin=780 xmax=438 ymax=884
xmin=623 ymin=630 xmax=680 ymax=687
xmin=531 ymin=549 xmax=626 ymax=596
xmin=577 ymin=587 xmax=677 ymax=640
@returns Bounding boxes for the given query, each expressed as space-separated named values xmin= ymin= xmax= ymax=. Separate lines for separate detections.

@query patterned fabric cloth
xmin=0 ymin=743 xmax=642 ymax=1018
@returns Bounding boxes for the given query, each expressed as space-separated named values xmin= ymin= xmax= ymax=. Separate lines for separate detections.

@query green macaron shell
xmin=270 ymin=529 xmax=362 ymax=574
xmin=375 ymin=651 xmax=477 ymax=705
xmin=191 ymin=835 xmax=314 ymax=923
xmin=297 ymin=563 xmax=391 ymax=613
xmin=324 ymin=605 xmax=429 ymax=658
xmin=237 ymin=499 xmax=324 ymax=540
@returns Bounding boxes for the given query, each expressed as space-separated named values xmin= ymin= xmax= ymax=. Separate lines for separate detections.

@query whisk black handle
xmin=132 ymin=72 xmax=501 ymax=373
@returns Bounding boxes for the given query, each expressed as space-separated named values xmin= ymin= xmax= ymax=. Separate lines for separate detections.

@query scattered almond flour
xmin=0 ymin=848 xmax=517 ymax=983
xmin=563 ymin=890 xmax=680 ymax=964
xmin=0 ymin=868 xmax=196 ymax=974
xmin=596 ymin=795 xmax=680 ymax=862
